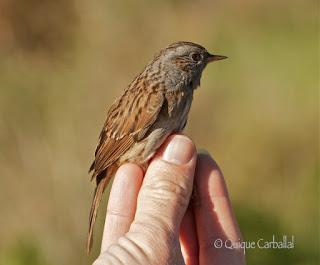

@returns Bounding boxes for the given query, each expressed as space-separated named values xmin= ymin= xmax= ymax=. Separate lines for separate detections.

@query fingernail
xmin=163 ymin=135 xmax=194 ymax=165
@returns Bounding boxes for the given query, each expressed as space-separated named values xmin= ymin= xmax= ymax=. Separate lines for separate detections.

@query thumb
xmin=133 ymin=134 xmax=197 ymax=235
xmin=94 ymin=136 xmax=196 ymax=265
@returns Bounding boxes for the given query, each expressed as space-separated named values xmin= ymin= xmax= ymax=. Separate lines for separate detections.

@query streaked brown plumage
xmin=87 ymin=41 xmax=227 ymax=253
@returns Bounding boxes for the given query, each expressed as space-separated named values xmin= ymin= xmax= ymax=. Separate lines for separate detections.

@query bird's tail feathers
xmin=86 ymin=175 xmax=109 ymax=254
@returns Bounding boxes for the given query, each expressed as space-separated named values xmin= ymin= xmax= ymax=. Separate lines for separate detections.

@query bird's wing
xmin=90 ymin=87 xmax=164 ymax=179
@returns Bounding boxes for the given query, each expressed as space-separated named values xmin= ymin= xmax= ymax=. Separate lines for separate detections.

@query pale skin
xmin=93 ymin=134 xmax=246 ymax=265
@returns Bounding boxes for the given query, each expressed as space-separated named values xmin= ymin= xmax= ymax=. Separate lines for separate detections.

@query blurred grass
xmin=0 ymin=0 xmax=318 ymax=264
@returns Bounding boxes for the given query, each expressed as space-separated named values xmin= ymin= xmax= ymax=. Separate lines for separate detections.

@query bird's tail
xmin=86 ymin=175 xmax=110 ymax=254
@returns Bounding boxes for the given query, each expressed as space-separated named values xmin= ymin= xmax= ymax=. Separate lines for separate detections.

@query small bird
xmin=87 ymin=41 xmax=227 ymax=253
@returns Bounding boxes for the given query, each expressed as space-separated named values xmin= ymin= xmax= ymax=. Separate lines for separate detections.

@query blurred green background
xmin=0 ymin=0 xmax=318 ymax=264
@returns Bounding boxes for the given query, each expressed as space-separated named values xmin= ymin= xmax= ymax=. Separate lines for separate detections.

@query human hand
xmin=93 ymin=134 xmax=245 ymax=265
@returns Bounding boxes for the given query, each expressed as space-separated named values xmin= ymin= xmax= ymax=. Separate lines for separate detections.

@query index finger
xmin=101 ymin=163 xmax=144 ymax=252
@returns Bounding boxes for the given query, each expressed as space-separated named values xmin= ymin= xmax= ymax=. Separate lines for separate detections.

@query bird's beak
xmin=207 ymin=53 xmax=228 ymax=63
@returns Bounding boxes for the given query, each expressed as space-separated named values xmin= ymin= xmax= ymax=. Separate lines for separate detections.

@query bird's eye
xmin=191 ymin=52 xmax=202 ymax=62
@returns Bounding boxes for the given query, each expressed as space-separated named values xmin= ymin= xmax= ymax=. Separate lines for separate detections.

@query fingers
xmin=119 ymin=135 xmax=197 ymax=264
xmin=180 ymin=207 xmax=199 ymax=265
xmin=101 ymin=163 xmax=144 ymax=252
xmin=193 ymin=153 xmax=245 ymax=264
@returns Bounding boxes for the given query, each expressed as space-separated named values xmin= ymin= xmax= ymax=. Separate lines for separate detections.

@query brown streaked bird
xmin=87 ymin=41 xmax=227 ymax=253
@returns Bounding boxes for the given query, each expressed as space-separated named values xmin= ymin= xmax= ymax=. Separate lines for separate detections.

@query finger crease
xmin=107 ymin=209 xmax=132 ymax=219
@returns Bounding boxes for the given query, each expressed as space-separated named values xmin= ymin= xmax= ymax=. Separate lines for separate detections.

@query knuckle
xmin=142 ymin=168 xmax=190 ymax=207
xmin=130 ymin=219 xmax=175 ymax=250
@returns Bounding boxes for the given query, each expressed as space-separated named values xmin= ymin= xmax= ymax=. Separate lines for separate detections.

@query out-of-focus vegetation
xmin=0 ymin=0 xmax=318 ymax=264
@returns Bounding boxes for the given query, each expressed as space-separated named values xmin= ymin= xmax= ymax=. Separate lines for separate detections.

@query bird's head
xmin=152 ymin=41 xmax=227 ymax=90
